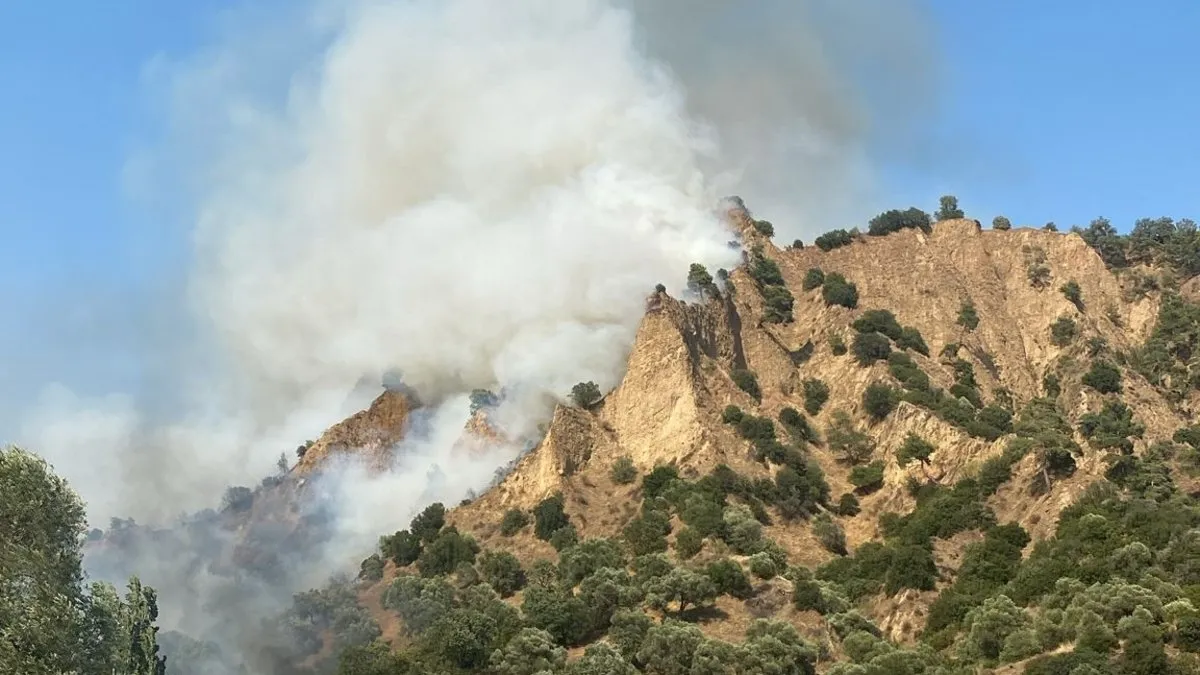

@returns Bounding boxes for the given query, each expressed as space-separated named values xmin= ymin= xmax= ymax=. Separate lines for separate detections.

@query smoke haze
xmin=5 ymin=0 xmax=941 ymax=670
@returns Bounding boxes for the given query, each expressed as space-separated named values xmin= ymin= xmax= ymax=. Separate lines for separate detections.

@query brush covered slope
xmin=250 ymin=210 xmax=1200 ymax=674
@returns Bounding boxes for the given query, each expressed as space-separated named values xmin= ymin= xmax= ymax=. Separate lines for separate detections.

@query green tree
xmin=478 ymin=551 xmax=525 ymax=598
xmin=822 ymin=273 xmax=859 ymax=308
xmin=827 ymin=411 xmax=875 ymax=464
xmin=802 ymin=378 xmax=830 ymax=415
xmin=623 ymin=510 xmax=671 ymax=556
xmin=565 ymin=642 xmax=638 ymax=675
xmin=499 ymin=509 xmax=529 ymax=536
xmin=731 ymin=369 xmax=762 ymax=402
xmin=1049 ymin=315 xmax=1077 ymax=346
xmin=957 ymin=300 xmax=980 ymax=330
xmin=533 ymin=493 xmax=570 ymax=541
xmin=571 ymin=381 xmax=602 ymax=408
xmin=559 ymin=538 xmax=627 ymax=586
xmin=0 ymin=446 xmax=166 ymax=675
xmin=675 ymin=527 xmax=704 ymax=560
xmin=380 ymin=529 xmax=422 ymax=566
xmin=638 ymin=621 xmax=705 ymax=675
xmin=416 ymin=527 xmax=479 ymax=577
xmin=645 ymin=567 xmax=718 ymax=614
xmin=812 ymin=513 xmax=847 ymax=555
xmin=936 ymin=195 xmax=964 ymax=221
xmin=868 ymin=208 xmax=932 ymax=236
xmin=848 ymin=461 xmax=886 ymax=493
xmin=802 ymin=268 xmax=825 ymax=291
xmin=814 ymin=229 xmax=854 ymax=251
xmin=610 ymin=456 xmax=638 ymax=484
xmin=424 ymin=608 xmax=497 ymax=670
xmin=753 ymin=220 xmax=775 ymax=237
xmin=687 ymin=263 xmax=718 ymax=296
xmin=489 ymin=627 xmax=566 ymax=675
xmin=1061 ymin=279 xmax=1084 ymax=310
xmin=992 ymin=215 xmax=1012 ymax=231
xmin=410 ymin=502 xmax=446 ymax=542
xmin=1082 ymin=360 xmax=1122 ymax=394
xmin=862 ymin=383 xmax=898 ymax=421
xmin=895 ymin=433 xmax=934 ymax=467
xmin=706 ymin=559 xmax=754 ymax=600
xmin=852 ymin=332 xmax=891 ymax=366
xmin=520 ymin=584 xmax=589 ymax=646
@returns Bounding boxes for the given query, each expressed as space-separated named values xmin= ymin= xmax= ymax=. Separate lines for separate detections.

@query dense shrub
xmin=848 ymin=461 xmax=886 ymax=494
xmin=852 ymin=309 xmax=903 ymax=340
xmin=1060 ymin=280 xmax=1084 ymax=311
xmin=815 ymin=229 xmax=854 ymax=251
xmin=852 ymin=332 xmax=892 ymax=366
xmin=1082 ymin=360 xmax=1122 ymax=393
xmin=862 ymin=383 xmax=899 ymax=421
xmin=642 ymin=465 xmax=680 ymax=501
xmin=721 ymin=404 xmax=744 ymax=425
xmin=731 ymin=369 xmax=762 ymax=402
xmin=895 ymin=433 xmax=934 ymax=467
xmin=868 ymin=207 xmax=932 ymax=236
xmin=610 ymin=456 xmax=638 ymax=485
xmin=687 ymin=263 xmax=717 ymax=296
xmin=822 ymin=273 xmax=859 ymax=309
xmin=896 ymin=326 xmax=930 ymax=355
xmin=829 ymin=334 xmax=848 ymax=355
xmin=499 ymin=509 xmax=529 ymax=536
xmin=478 ymin=551 xmax=525 ymax=597
xmin=957 ymin=300 xmax=980 ymax=330
xmin=1079 ymin=400 xmax=1144 ymax=452
xmin=753 ymin=220 xmax=775 ymax=237
xmin=533 ymin=493 xmax=570 ymax=541
xmin=813 ymin=514 xmax=847 ymax=555
xmin=623 ymin=510 xmax=671 ymax=556
xmin=837 ymin=493 xmax=861 ymax=517
xmin=802 ymin=268 xmax=825 ymax=291
xmin=761 ymin=285 xmax=795 ymax=324
xmin=675 ymin=528 xmax=704 ymax=560
xmin=571 ymin=381 xmax=602 ymax=408
xmin=827 ymin=411 xmax=874 ymax=465
xmin=706 ymin=559 xmax=754 ymax=599
xmin=381 ymin=530 xmax=422 ymax=567
xmin=802 ymin=378 xmax=830 ymax=415
xmin=1049 ymin=316 xmax=1077 ymax=346
xmin=992 ymin=215 xmax=1012 ymax=231
xmin=936 ymin=195 xmax=964 ymax=221
xmin=417 ymin=527 xmax=479 ymax=578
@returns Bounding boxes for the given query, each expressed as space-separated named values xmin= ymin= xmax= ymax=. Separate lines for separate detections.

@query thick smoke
xmin=8 ymin=0 xmax=939 ymax=671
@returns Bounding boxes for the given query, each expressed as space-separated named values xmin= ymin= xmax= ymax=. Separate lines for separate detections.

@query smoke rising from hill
xmin=10 ymin=0 xmax=940 ymax=671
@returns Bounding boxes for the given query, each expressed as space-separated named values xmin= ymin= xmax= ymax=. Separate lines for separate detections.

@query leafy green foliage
xmin=381 ymin=529 xmax=422 ymax=567
xmin=896 ymin=326 xmax=930 ymax=355
xmin=848 ymin=461 xmax=886 ymax=494
xmin=852 ymin=309 xmax=903 ymax=340
xmin=417 ymin=527 xmax=479 ymax=578
xmin=992 ymin=215 xmax=1012 ymax=230
xmin=852 ymin=331 xmax=891 ymax=366
xmin=868 ymin=207 xmax=932 ymax=236
xmin=731 ymin=368 xmax=762 ymax=402
xmin=746 ymin=248 xmax=794 ymax=323
xmin=815 ymin=229 xmax=854 ymax=251
xmin=609 ymin=456 xmax=638 ymax=485
xmin=822 ymin=272 xmax=859 ymax=309
xmin=837 ymin=493 xmax=861 ymax=517
xmin=622 ymin=510 xmax=671 ymax=556
xmin=478 ymin=551 xmax=525 ymax=597
xmin=752 ymin=219 xmax=774 ymax=237
xmin=802 ymin=378 xmax=830 ymax=415
xmin=895 ymin=433 xmax=934 ymax=467
xmin=687 ymin=263 xmax=717 ymax=296
xmin=936 ymin=195 xmax=964 ymax=221
xmin=1049 ymin=315 xmax=1077 ymax=346
xmin=829 ymin=333 xmax=848 ymax=355
xmin=957 ymin=299 xmax=980 ymax=330
xmin=813 ymin=513 xmax=847 ymax=555
xmin=1079 ymin=400 xmax=1144 ymax=452
xmin=802 ymin=267 xmax=825 ymax=290
xmin=571 ymin=381 xmax=602 ymax=408
xmin=1082 ymin=360 xmax=1122 ymax=393
xmin=533 ymin=493 xmax=570 ymax=541
xmin=827 ymin=410 xmax=874 ymax=464
xmin=862 ymin=383 xmax=898 ymax=421
xmin=1060 ymin=279 xmax=1084 ymax=310
xmin=499 ymin=509 xmax=529 ymax=536
xmin=706 ymin=559 xmax=754 ymax=600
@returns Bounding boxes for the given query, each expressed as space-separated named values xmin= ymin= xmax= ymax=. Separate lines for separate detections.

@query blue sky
xmin=0 ymin=1 xmax=1198 ymax=431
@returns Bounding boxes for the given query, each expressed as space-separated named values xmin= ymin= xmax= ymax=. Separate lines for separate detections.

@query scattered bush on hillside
xmin=791 ymin=239 xmax=804 ymax=250
xmin=827 ymin=410 xmax=875 ymax=465
xmin=779 ymin=407 xmax=819 ymax=444
xmin=417 ymin=527 xmax=479 ymax=578
xmin=957 ymin=300 xmax=980 ymax=331
xmin=499 ymin=509 xmax=530 ymax=536
xmin=829 ymin=333 xmax=848 ymax=356
xmin=896 ymin=433 xmax=935 ymax=468
xmin=753 ymin=220 xmax=775 ymax=237
xmin=731 ymin=369 xmax=762 ymax=402
xmin=1082 ymin=360 xmax=1122 ymax=394
xmin=852 ymin=309 xmax=903 ymax=340
xmin=761 ymin=285 xmax=795 ymax=324
xmin=852 ymin=331 xmax=891 ymax=366
xmin=1060 ymin=279 xmax=1084 ymax=311
xmin=1043 ymin=222 xmax=1058 ymax=232
xmin=836 ymin=493 xmax=861 ymax=517
xmin=533 ymin=493 xmax=570 ymax=541
xmin=992 ymin=215 xmax=1012 ymax=231
xmin=849 ymin=461 xmax=886 ymax=494
xmin=549 ymin=524 xmax=579 ymax=552
xmin=1049 ymin=316 xmax=1077 ymax=346
xmin=896 ymin=326 xmax=930 ymax=355
xmin=687 ymin=263 xmax=718 ymax=297
xmin=571 ymin=381 xmax=602 ymax=408
xmin=802 ymin=378 xmax=830 ymax=415
xmin=822 ymin=273 xmax=859 ymax=309
xmin=721 ymin=404 xmax=744 ymax=425
xmin=381 ymin=529 xmax=423 ymax=567
xmin=862 ymin=383 xmax=899 ymax=421
xmin=674 ymin=528 xmax=703 ymax=560
xmin=1079 ymin=400 xmax=1144 ymax=452
xmin=813 ymin=513 xmax=847 ymax=555
xmin=814 ymin=229 xmax=854 ymax=251
xmin=478 ymin=551 xmax=525 ymax=598
xmin=868 ymin=207 xmax=932 ymax=237
xmin=610 ymin=456 xmax=638 ymax=485
xmin=1023 ymin=245 xmax=1052 ymax=289
xmin=936 ymin=195 xmax=964 ymax=221
xmin=802 ymin=267 xmax=825 ymax=291
xmin=706 ymin=558 xmax=754 ymax=600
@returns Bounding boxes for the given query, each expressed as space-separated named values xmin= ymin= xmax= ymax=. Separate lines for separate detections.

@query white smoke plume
xmin=7 ymin=0 xmax=940 ymax=668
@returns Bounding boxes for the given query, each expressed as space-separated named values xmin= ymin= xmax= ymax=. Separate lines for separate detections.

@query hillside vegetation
xmin=10 ymin=201 xmax=1200 ymax=675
